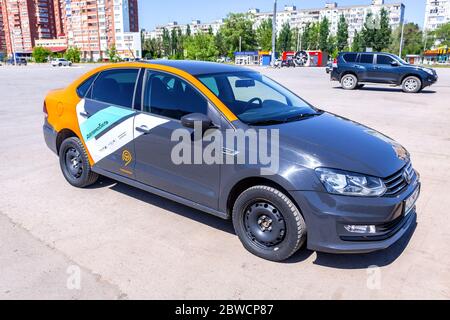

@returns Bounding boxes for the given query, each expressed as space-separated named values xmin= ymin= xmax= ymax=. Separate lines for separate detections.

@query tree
xmin=319 ymin=17 xmax=330 ymax=52
xmin=64 ymin=47 xmax=81 ymax=63
xmin=186 ymin=24 xmax=191 ymax=37
xmin=307 ymin=22 xmax=320 ymax=50
xmin=336 ymin=14 xmax=349 ymax=51
xmin=32 ymin=46 xmax=52 ymax=63
xmin=107 ymin=44 xmax=120 ymax=62
xmin=170 ymin=28 xmax=178 ymax=57
xmin=214 ymin=31 xmax=228 ymax=57
xmin=301 ymin=23 xmax=311 ymax=50
xmin=389 ymin=23 xmax=423 ymax=56
xmin=361 ymin=12 xmax=378 ymax=50
xmin=361 ymin=9 xmax=392 ymax=51
xmin=220 ymin=13 xmax=257 ymax=56
xmin=185 ymin=33 xmax=219 ymax=61
xmin=256 ymin=18 xmax=273 ymax=51
xmin=161 ymin=28 xmax=171 ymax=56
xmin=143 ymin=37 xmax=163 ymax=59
xmin=376 ymin=8 xmax=392 ymax=51
xmin=277 ymin=22 xmax=293 ymax=52
xmin=431 ymin=22 xmax=450 ymax=47
xmin=351 ymin=30 xmax=363 ymax=52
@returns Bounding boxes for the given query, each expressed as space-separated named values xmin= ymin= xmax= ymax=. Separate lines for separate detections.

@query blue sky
xmin=138 ymin=0 xmax=426 ymax=31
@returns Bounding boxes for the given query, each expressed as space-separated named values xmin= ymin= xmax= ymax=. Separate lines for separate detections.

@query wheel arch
xmin=56 ymin=128 xmax=79 ymax=154
xmin=400 ymin=73 xmax=423 ymax=85
xmin=225 ymin=176 xmax=301 ymax=218
xmin=340 ymin=71 xmax=358 ymax=81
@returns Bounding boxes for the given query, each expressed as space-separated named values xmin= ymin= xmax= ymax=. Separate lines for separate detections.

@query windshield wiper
xmin=283 ymin=112 xmax=322 ymax=123
xmin=247 ymin=119 xmax=286 ymax=126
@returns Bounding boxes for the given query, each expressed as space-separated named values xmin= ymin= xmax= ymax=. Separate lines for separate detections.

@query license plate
xmin=404 ymin=187 xmax=420 ymax=216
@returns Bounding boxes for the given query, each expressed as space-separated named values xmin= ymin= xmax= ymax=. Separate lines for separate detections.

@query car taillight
xmin=43 ymin=101 xmax=48 ymax=118
xmin=332 ymin=58 xmax=338 ymax=68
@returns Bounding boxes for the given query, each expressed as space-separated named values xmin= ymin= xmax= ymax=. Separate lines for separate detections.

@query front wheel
xmin=340 ymin=74 xmax=358 ymax=90
xmin=402 ymin=76 xmax=422 ymax=93
xmin=232 ymin=186 xmax=306 ymax=262
xmin=59 ymin=137 xmax=98 ymax=188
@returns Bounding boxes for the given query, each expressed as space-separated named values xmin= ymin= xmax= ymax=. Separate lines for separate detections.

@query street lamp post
xmin=271 ymin=0 xmax=277 ymax=66
xmin=399 ymin=19 xmax=406 ymax=58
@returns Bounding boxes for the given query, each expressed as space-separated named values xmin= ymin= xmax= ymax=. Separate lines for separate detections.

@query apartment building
xmin=424 ymin=0 xmax=450 ymax=31
xmin=144 ymin=18 xmax=225 ymax=40
xmin=251 ymin=0 xmax=404 ymax=41
xmin=64 ymin=0 xmax=140 ymax=61
xmin=146 ymin=0 xmax=403 ymax=46
xmin=1 ymin=0 xmax=57 ymax=54
xmin=0 ymin=2 xmax=6 ymax=52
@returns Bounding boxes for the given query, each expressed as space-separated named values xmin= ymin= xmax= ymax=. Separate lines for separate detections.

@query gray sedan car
xmin=44 ymin=61 xmax=420 ymax=261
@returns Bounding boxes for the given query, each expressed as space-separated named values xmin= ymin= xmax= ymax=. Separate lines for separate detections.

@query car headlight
xmin=421 ymin=67 xmax=434 ymax=75
xmin=315 ymin=168 xmax=386 ymax=197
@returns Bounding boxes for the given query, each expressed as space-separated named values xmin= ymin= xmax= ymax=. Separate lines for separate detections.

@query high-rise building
xmin=1 ymin=0 xmax=57 ymax=55
xmin=424 ymin=0 xmax=450 ymax=32
xmin=146 ymin=0 xmax=404 ymax=46
xmin=0 ymin=2 xmax=6 ymax=53
xmin=252 ymin=0 xmax=404 ymax=42
xmin=66 ymin=0 xmax=140 ymax=61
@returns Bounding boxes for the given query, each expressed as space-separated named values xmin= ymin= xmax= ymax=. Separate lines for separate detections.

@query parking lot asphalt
xmin=0 ymin=64 xmax=449 ymax=299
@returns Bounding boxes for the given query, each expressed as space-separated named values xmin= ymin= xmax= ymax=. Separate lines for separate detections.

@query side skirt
xmin=92 ymin=167 xmax=230 ymax=220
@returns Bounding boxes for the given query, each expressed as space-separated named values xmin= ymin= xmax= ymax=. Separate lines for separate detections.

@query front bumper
xmin=291 ymin=179 xmax=420 ymax=254
xmin=43 ymin=120 xmax=58 ymax=155
xmin=423 ymin=74 xmax=438 ymax=87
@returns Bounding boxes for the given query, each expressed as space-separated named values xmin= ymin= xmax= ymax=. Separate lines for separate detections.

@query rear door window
xmin=77 ymin=74 xmax=97 ymax=98
xmin=359 ymin=54 xmax=375 ymax=64
xmin=343 ymin=53 xmax=358 ymax=63
xmin=91 ymin=69 xmax=139 ymax=108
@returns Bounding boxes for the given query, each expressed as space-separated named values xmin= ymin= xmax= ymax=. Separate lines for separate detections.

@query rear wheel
xmin=341 ymin=74 xmax=358 ymax=90
xmin=402 ymin=76 xmax=422 ymax=93
xmin=232 ymin=186 xmax=306 ymax=262
xmin=59 ymin=137 xmax=98 ymax=188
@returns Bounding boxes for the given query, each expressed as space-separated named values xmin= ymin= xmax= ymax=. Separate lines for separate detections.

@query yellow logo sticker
xmin=122 ymin=150 xmax=132 ymax=166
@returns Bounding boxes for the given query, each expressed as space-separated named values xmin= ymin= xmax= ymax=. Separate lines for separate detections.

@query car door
xmin=357 ymin=53 xmax=377 ymax=82
xmin=374 ymin=54 xmax=400 ymax=83
xmin=76 ymin=68 xmax=142 ymax=178
xmin=133 ymin=69 xmax=224 ymax=210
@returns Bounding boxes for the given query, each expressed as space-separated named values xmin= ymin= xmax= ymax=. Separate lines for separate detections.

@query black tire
xmin=59 ymin=137 xmax=98 ymax=188
xmin=340 ymin=74 xmax=358 ymax=90
xmin=232 ymin=186 xmax=306 ymax=262
xmin=402 ymin=76 xmax=422 ymax=93
xmin=59 ymin=63 xmax=62 ymax=67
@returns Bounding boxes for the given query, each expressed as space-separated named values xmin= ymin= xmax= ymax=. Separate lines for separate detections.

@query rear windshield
xmin=342 ymin=53 xmax=358 ymax=63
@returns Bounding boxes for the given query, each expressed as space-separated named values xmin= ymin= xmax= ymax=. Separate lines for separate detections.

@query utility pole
xmin=399 ymin=18 xmax=406 ymax=58
xmin=296 ymin=28 xmax=301 ymax=52
xmin=239 ymin=36 xmax=242 ymax=52
xmin=271 ymin=0 xmax=277 ymax=66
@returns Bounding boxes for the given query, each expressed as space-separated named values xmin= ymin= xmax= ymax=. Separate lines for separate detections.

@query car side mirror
xmin=181 ymin=113 xmax=213 ymax=130
xmin=391 ymin=61 xmax=400 ymax=67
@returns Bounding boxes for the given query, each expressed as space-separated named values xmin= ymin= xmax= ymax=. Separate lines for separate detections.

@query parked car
xmin=43 ymin=61 xmax=420 ymax=261
xmin=51 ymin=58 xmax=72 ymax=67
xmin=6 ymin=58 xmax=27 ymax=66
xmin=325 ymin=61 xmax=333 ymax=74
xmin=331 ymin=52 xmax=438 ymax=93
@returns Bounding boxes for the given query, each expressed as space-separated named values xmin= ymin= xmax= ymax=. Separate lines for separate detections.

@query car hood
xmin=272 ymin=113 xmax=409 ymax=178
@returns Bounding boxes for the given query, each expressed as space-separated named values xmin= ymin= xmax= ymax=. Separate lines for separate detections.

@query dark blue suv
xmin=331 ymin=52 xmax=438 ymax=93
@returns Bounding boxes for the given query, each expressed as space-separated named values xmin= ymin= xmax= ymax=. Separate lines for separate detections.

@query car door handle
xmin=79 ymin=112 xmax=90 ymax=118
xmin=135 ymin=125 xmax=152 ymax=134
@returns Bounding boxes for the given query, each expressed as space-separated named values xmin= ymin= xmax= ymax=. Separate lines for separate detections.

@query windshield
xmin=197 ymin=71 xmax=321 ymax=125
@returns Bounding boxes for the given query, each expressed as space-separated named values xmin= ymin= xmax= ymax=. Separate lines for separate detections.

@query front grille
xmin=383 ymin=162 xmax=415 ymax=196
